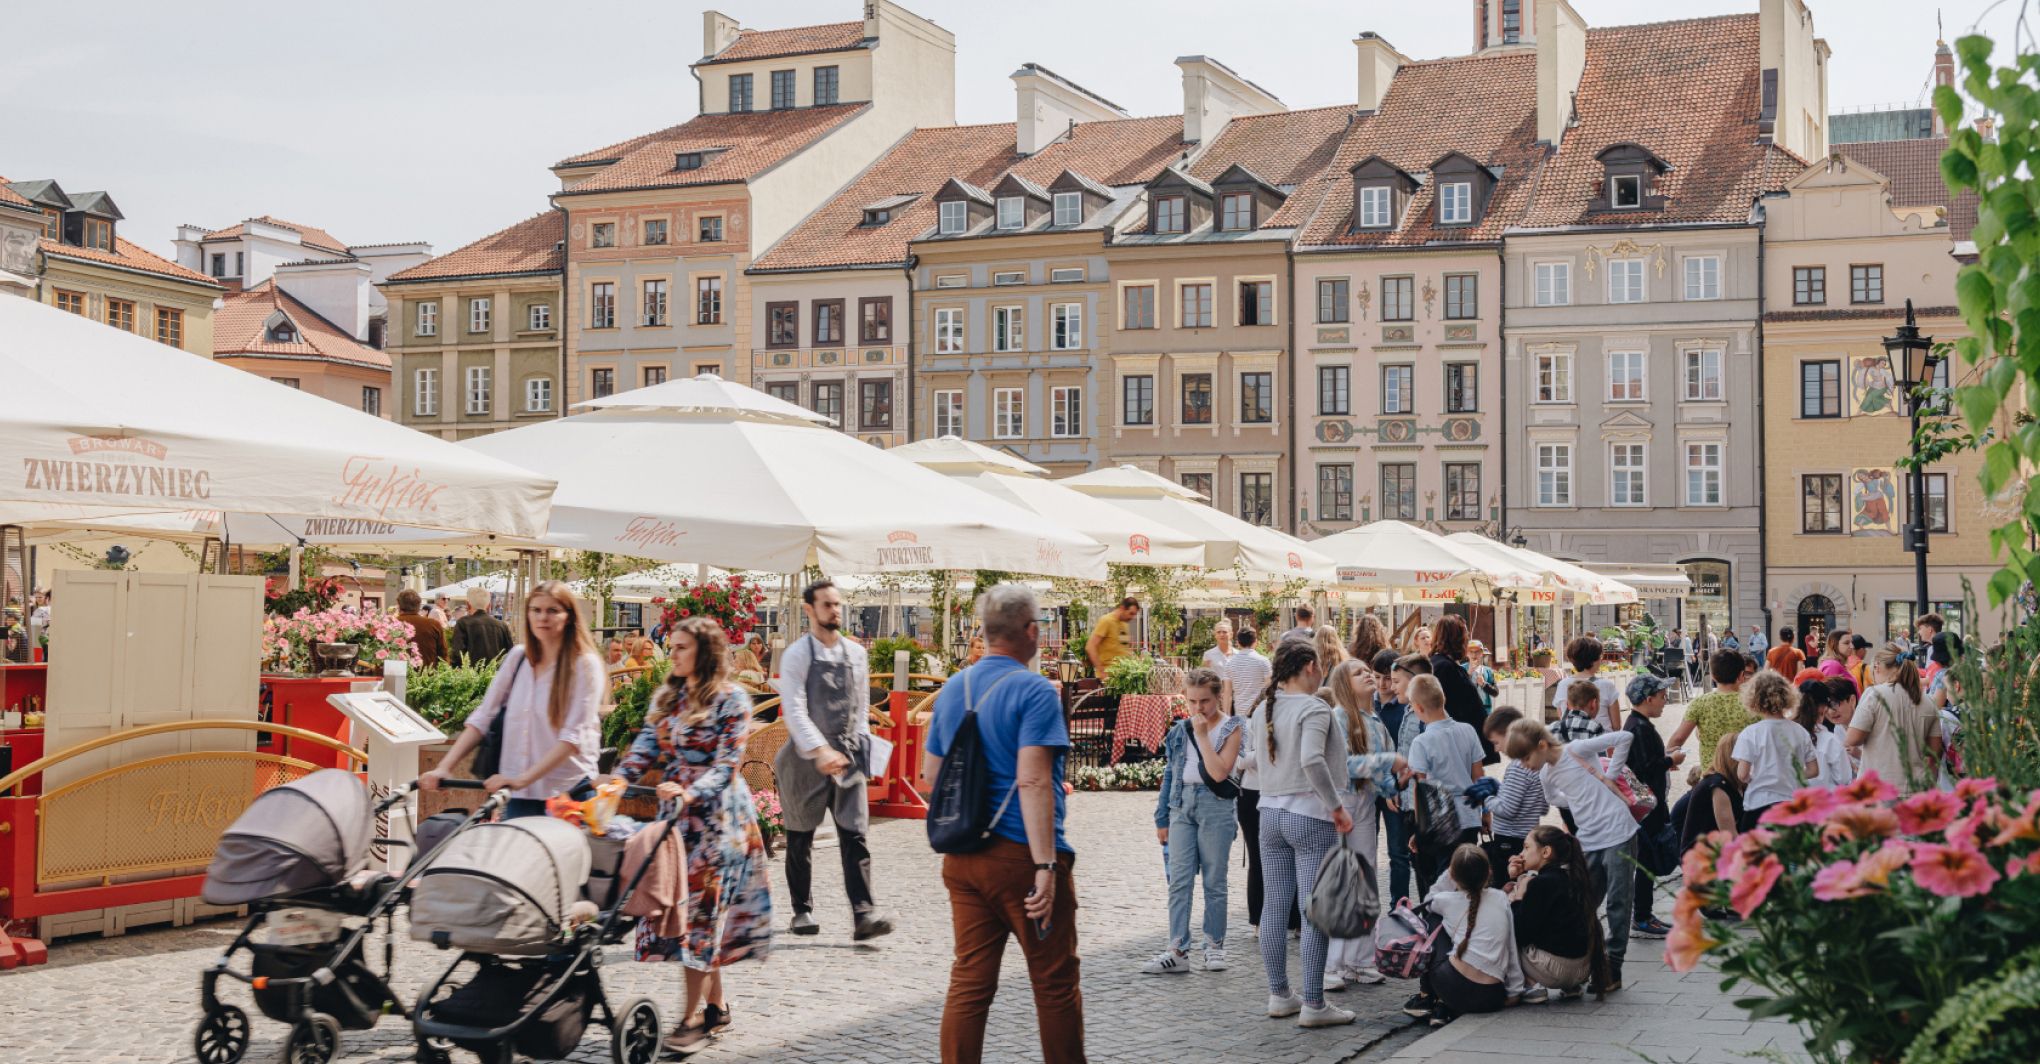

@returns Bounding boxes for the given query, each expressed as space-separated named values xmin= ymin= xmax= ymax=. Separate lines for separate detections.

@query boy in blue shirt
xmin=1404 ymin=674 xmax=1486 ymax=898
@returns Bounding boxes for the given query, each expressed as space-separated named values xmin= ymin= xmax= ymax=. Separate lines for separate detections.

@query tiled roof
xmin=213 ymin=280 xmax=389 ymax=368
xmin=0 ymin=176 xmax=38 ymax=213
xmin=750 ymin=115 xmax=1188 ymax=271
xmin=40 ymin=236 xmax=222 ymax=287
xmin=555 ymin=104 xmax=870 ymax=195
xmin=699 ymin=20 xmax=867 ymax=65
xmin=198 ymin=216 xmax=351 ymax=256
xmin=1764 ymin=304 xmax=1958 ymax=323
xmin=1837 ymin=137 xmax=1978 ymax=242
xmin=1277 ymin=50 xmax=1542 ymax=248
xmin=385 ymin=211 xmax=563 ymax=283
xmin=1517 ymin=14 xmax=1803 ymax=229
xmin=1187 ymin=105 xmax=1353 ymax=189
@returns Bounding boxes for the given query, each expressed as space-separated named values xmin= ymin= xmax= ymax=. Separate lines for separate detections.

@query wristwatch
xmin=1035 ymin=862 xmax=1058 ymax=871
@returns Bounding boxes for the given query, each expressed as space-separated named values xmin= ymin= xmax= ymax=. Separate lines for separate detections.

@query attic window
xmin=1358 ymin=186 xmax=1392 ymax=228
xmin=862 ymin=208 xmax=892 ymax=226
xmin=996 ymin=196 xmax=1024 ymax=231
xmin=1219 ymin=192 xmax=1254 ymax=232
xmin=675 ymin=152 xmax=707 ymax=172
xmin=938 ymin=201 xmax=967 ymax=235
xmin=1155 ymin=196 xmax=1186 ymax=234
xmin=268 ymin=320 xmax=298 ymax=343
xmin=1610 ymin=173 xmax=1642 ymax=209
xmin=1053 ymin=192 xmax=1083 ymax=226
xmin=1439 ymin=182 xmax=1472 ymax=225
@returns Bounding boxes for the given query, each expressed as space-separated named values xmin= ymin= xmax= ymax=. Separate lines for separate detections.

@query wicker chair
xmin=741 ymin=718 xmax=789 ymax=794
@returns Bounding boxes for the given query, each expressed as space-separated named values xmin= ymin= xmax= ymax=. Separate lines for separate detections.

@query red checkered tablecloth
xmin=1110 ymin=693 xmax=1183 ymax=764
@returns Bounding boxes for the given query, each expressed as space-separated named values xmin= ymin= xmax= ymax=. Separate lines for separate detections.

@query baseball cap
xmin=1626 ymin=674 xmax=1672 ymax=705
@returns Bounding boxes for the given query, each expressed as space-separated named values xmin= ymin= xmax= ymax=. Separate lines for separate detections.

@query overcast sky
xmin=1 ymin=0 xmax=2005 ymax=261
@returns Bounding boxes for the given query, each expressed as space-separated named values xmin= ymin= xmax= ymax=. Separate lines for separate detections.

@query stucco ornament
xmin=1357 ymin=281 xmax=1372 ymax=320
xmin=1421 ymin=278 xmax=1437 ymax=317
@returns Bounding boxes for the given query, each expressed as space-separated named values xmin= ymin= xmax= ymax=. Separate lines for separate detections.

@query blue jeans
xmin=1380 ymin=799 xmax=1412 ymax=905
xmin=1584 ymin=834 xmax=1638 ymax=974
xmin=1165 ymin=783 xmax=1237 ymax=953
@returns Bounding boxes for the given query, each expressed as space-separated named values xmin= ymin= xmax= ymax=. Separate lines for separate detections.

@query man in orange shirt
xmin=1765 ymin=626 xmax=1804 ymax=676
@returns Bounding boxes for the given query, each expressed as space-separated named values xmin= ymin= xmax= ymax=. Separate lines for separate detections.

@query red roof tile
xmin=555 ymin=104 xmax=870 ymax=195
xmin=1187 ymin=106 xmax=1353 ymax=190
xmin=700 ymin=20 xmax=867 ymax=65
xmin=1518 ymin=15 xmax=1801 ymax=229
xmin=213 ymin=280 xmax=389 ymax=368
xmin=0 ymin=176 xmax=34 ymax=212
xmin=1837 ymin=137 xmax=1978 ymax=242
xmin=40 ymin=236 xmax=222 ymax=287
xmin=751 ymin=115 xmax=1189 ymax=272
xmin=385 ymin=212 xmax=563 ymax=283
xmin=198 ymin=215 xmax=351 ymax=256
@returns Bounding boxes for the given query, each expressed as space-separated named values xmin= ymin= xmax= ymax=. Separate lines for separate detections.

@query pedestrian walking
xmin=923 ymin=583 xmax=1084 ymax=1064
xmin=396 ymin=588 xmax=448 ymax=670
xmin=1745 ymin=625 xmax=1767 ymax=655
xmin=1846 ymin=641 xmax=1943 ymax=795
xmin=1143 ymin=668 xmax=1242 ymax=975
xmin=1621 ymin=676 xmax=1681 ymax=939
xmin=613 ymin=615 xmax=773 ymax=1054
xmin=1085 ymin=597 xmax=1138 ymax=676
xmin=1322 ymin=658 xmax=1406 ymax=990
xmin=1669 ymin=651 xmax=1756 ymax=766
xmin=1767 ymin=627 xmax=1805 ymax=676
xmin=773 ymin=578 xmax=895 ymax=941
xmin=447 ymin=585 xmax=514 ymax=664
xmin=1227 ymin=627 xmax=1293 ymax=937
xmin=1278 ymin=605 xmax=1317 ymax=646
xmin=1200 ymin=619 xmax=1235 ymax=674
xmin=1503 ymin=717 xmax=1638 ymax=991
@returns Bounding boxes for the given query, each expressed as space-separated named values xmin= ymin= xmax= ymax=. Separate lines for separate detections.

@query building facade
xmin=0 ymin=181 xmax=39 ymax=295
xmin=1761 ymin=141 xmax=2003 ymax=643
xmin=380 ymin=212 xmax=566 ymax=440
xmin=4 ymin=178 xmax=219 ymax=353
xmin=172 ymin=215 xmax=428 ymax=350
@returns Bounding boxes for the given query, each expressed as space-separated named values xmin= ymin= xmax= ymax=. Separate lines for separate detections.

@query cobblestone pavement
xmin=2 ymin=791 xmax=1417 ymax=1064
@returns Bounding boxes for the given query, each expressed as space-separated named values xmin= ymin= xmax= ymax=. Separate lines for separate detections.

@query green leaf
xmin=1934 ymin=85 xmax=1967 ymax=132
xmin=1979 ymin=140 xmax=2010 ymax=180
xmin=1958 ymin=268 xmax=1999 ymax=328
xmin=1956 ymin=34 xmax=1994 ymax=71
xmin=1986 ymin=441 xmax=2019 ymax=494
xmin=1989 ymin=567 xmax=2022 ymax=607
xmin=1944 ymin=149 xmax=1981 ymax=193
xmin=1962 ymin=383 xmax=2003 ymax=433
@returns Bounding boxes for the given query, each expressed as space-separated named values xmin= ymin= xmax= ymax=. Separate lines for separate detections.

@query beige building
xmin=1760 ymin=140 xmax=2003 ymax=643
xmin=554 ymin=3 xmax=954 ymax=403
xmin=4 ymin=178 xmax=219 ymax=352
xmin=380 ymin=212 xmax=565 ymax=440
xmin=211 ymin=281 xmax=394 ymax=416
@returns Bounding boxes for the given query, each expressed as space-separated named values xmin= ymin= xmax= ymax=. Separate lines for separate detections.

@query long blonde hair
xmin=1313 ymin=625 xmax=1346 ymax=670
xmin=1325 ymin=658 xmax=1372 ymax=754
xmin=1870 ymin=640 xmax=1923 ymax=703
xmin=522 ymin=581 xmax=598 ymax=730
xmin=652 ymin=616 xmax=730 ymax=727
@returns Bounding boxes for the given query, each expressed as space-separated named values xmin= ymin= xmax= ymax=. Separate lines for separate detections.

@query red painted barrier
xmin=260 ymin=676 xmax=358 ymax=769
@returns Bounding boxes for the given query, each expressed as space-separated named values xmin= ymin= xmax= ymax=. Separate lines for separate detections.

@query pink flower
xmin=1728 ymin=854 xmax=1785 ymax=917
xmin=1821 ymin=802 xmax=1901 ymax=848
xmin=1909 ymin=842 xmax=2002 ymax=898
xmin=1811 ymin=858 xmax=1874 ymax=900
xmin=1955 ymin=777 xmax=1999 ymax=801
xmin=1988 ymin=791 xmax=2040 ymax=846
xmin=1760 ymin=787 xmax=1842 ymax=826
xmin=1836 ymin=773 xmax=1899 ymax=804
xmin=1717 ymin=828 xmax=1776 ymax=882
xmin=1666 ymin=894 xmax=1723 ymax=972
xmin=2006 ymin=852 xmax=2040 ymax=879
xmin=1895 ymin=790 xmax=1964 ymax=835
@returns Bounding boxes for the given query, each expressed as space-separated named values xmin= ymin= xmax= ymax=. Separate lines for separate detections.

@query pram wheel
xmin=412 ymin=1042 xmax=451 ymax=1064
xmin=610 ymin=997 xmax=662 ymax=1064
xmin=194 ymin=1004 xmax=251 ymax=1064
xmin=278 ymin=1012 xmax=341 ymax=1064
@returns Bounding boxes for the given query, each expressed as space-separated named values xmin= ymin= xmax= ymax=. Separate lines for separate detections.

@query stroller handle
xmin=436 ymin=778 xmax=488 ymax=790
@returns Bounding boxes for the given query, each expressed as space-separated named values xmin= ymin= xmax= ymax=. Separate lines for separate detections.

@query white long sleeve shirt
xmin=1424 ymin=884 xmax=1526 ymax=994
xmin=1536 ymin=730 xmax=1638 ymax=853
xmin=772 ymin=632 xmax=870 ymax=757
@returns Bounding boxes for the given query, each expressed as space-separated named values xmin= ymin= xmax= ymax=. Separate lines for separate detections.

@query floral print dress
xmin=615 ymin=683 xmax=772 ymax=970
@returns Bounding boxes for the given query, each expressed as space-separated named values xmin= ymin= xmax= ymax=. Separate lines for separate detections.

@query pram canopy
xmin=202 ymin=768 xmax=375 ymax=906
xmin=408 ymin=816 xmax=591 ymax=955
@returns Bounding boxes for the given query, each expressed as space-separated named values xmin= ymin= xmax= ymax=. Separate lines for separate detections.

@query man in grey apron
xmin=773 ymin=578 xmax=894 ymax=940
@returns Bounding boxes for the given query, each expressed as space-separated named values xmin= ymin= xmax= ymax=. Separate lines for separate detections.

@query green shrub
xmin=602 ymin=658 xmax=672 ymax=751
xmin=405 ymin=659 xmax=499 ymax=731
xmin=867 ymin=635 xmax=935 ymax=679
xmin=1102 ymin=653 xmax=1155 ymax=696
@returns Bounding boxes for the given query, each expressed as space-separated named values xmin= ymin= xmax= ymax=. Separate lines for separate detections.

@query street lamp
xmin=1509 ymin=531 xmax=1528 ymax=551
xmin=1883 ymin=298 xmax=1942 ymax=624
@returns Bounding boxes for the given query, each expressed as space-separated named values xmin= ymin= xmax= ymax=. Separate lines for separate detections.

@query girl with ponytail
xmin=1407 ymin=844 xmax=1520 ymax=1025
xmin=1506 ymin=825 xmax=1608 ymax=1001
xmin=1846 ymin=640 xmax=1945 ymax=795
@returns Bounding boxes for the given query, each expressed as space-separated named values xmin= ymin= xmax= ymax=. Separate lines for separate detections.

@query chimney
xmin=702 ymin=10 xmax=741 ymax=58
xmin=1177 ymin=56 xmax=1285 ymax=144
xmin=1011 ymin=64 xmax=1129 ymax=155
xmin=1933 ymin=38 xmax=1956 ymax=135
xmin=1534 ymin=0 xmax=1587 ymax=145
xmin=1354 ymin=33 xmax=1408 ymax=113
xmin=1758 ymin=0 xmax=1830 ymax=160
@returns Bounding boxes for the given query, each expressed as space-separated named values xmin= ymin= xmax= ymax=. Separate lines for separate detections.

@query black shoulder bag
xmin=1190 ymin=718 xmax=1241 ymax=800
xmin=926 ymin=666 xmax=1020 ymax=854
xmin=468 ymin=647 xmax=528 ymax=779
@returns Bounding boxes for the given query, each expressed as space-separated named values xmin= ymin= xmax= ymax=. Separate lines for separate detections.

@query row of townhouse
xmin=374 ymin=0 xmax=2004 ymax=642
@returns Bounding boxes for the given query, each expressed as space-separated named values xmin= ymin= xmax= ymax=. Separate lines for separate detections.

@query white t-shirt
xmin=1550 ymin=672 xmax=1622 ymax=730
xmin=1536 ymin=730 xmax=1637 ymax=852
xmin=772 ymin=632 xmax=870 ymax=756
xmin=1201 ymin=646 xmax=1234 ymax=673
xmin=1181 ymin=714 xmax=1243 ymax=787
xmin=1733 ymin=717 xmax=1816 ymax=808
xmin=464 ymin=647 xmax=604 ymax=801
xmin=1424 ymin=884 xmax=1525 ymax=992
xmin=1814 ymin=725 xmax=1855 ymax=788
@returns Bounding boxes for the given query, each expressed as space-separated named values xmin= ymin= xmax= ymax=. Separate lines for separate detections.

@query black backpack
xmin=926 ymin=668 xmax=1020 ymax=855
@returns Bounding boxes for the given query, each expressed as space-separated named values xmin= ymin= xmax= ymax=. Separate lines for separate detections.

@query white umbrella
xmin=1059 ymin=464 xmax=1336 ymax=583
xmin=456 ymin=375 xmax=1108 ymax=579
xmin=892 ymin=437 xmax=1206 ymax=568
xmin=1443 ymin=533 xmax=1637 ymax=606
xmin=1311 ymin=520 xmax=1542 ymax=602
xmin=426 ymin=571 xmax=514 ymax=600
xmin=1 ymin=297 xmax=553 ymax=538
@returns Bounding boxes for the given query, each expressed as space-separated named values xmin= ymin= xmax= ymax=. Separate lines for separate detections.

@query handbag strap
xmin=962 ymin=666 xmax=1023 ymax=836
xmin=1566 ymin=743 xmax=1630 ymax=805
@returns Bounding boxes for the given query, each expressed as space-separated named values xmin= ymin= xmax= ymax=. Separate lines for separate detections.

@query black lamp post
xmin=1883 ymin=299 xmax=1941 ymax=624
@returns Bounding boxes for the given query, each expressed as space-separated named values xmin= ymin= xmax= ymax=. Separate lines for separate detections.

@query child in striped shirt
xmin=1480 ymin=707 xmax=1546 ymax=878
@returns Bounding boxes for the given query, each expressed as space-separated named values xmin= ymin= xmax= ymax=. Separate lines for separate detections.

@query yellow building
xmin=1761 ymin=141 xmax=2006 ymax=644
xmin=5 ymin=178 xmax=219 ymax=351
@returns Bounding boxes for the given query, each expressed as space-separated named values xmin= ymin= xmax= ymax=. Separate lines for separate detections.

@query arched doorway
xmin=1795 ymin=594 xmax=1837 ymax=652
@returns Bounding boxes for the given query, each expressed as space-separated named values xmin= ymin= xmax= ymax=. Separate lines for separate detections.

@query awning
xmin=1582 ymin=563 xmax=1693 ymax=598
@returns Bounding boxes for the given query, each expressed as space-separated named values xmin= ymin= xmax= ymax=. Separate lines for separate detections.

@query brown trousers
xmin=938 ymin=840 xmax=1086 ymax=1064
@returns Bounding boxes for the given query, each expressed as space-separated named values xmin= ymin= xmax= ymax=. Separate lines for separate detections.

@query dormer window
xmin=1358 ymin=186 xmax=1392 ymax=228
xmin=938 ymin=200 xmax=967 ymax=235
xmin=1591 ymin=143 xmax=1670 ymax=212
xmin=674 ymin=152 xmax=705 ymax=172
xmin=1439 ymin=182 xmax=1472 ymax=224
xmin=267 ymin=316 xmax=298 ymax=344
xmin=1610 ymin=174 xmax=1642 ymax=209
xmin=996 ymin=196 xmax=1024 ymax=231
xmin=862 ymin=208 xmax=891 ymax=226
xmin=82 ymin=217 xmax=113 ymax=250
xmin=1220 ymin=192 xmax=1254 ymax=232
xmin=1053 ymin=192 xmax=1082 ymax=227
xmin=1155 ymin=196 xmax=1186 ymax=234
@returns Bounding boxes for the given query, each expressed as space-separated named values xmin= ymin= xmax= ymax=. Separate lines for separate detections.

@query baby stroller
xmin=408 ymin=786 xmax=682 ymax=1064
xmin=194 ymin=771 xmax=504 ymax=1064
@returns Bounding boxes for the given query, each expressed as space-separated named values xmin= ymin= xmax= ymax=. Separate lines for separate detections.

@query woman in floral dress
xmin=614 ymin=615 xmax=772 ymax=1054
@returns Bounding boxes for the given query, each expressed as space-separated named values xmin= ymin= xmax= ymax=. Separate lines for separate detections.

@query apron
xmin=773 ymin=634 xmax=870 ymax=835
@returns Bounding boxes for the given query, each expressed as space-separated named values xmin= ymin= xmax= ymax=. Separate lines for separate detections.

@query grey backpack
xmin=1305 ymin=840 xmax=1379 ymax=939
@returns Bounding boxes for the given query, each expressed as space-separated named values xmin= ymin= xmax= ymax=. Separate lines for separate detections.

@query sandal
xmin=703 ymin=1003 xmax=732 ymax=1032
xmin=663 ymin=1021 xmax=713 ymax=1056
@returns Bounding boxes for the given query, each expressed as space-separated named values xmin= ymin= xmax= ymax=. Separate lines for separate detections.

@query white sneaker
xmin=1346 ymin=965 xmax=1387 ymax=986
xmin=1267 ymin=992 xmax=1303 ymax=1018
xmin=1140 ymin=950 xmax=1190 ymax=975
xmin=1322 ymin=971 xmax=1348 ymax=992
xmin=1520 ymin=985 xmax=1550 ymax=1004
xmin=1201 ymin=945 xmax=1228 ymax=971
xmin=1299 ymin=1002 xmax=1357 ymax=1028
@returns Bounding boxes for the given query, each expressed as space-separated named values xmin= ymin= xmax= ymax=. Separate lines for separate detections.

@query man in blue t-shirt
xmin=921 ymin=583 xmax=1083 ymax=1063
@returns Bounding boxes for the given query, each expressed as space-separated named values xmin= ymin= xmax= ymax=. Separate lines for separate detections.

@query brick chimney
xmin=1533 ymin=0 xmax=1587 ymax=145
xmin=1758 ymin=0 xmax=1830 ymax=160
xmin=1354 ymin=33 xmax=1408 ymax=113
xmin=1012 ymin=63 xmax=1129 ymax=155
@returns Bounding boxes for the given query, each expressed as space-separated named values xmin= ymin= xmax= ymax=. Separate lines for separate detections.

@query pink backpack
xmin=1372 ymin=898 xmax=1446 ymax=979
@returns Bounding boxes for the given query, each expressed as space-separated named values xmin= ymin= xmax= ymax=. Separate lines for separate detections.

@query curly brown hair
xmin=1741 ymin=669 xmax=1798 ymax=720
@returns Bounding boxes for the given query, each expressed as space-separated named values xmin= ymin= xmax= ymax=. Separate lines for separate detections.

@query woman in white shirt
xmin=1408 ymin=846 xmax=1523 ymax=1025
xmin=1847 ymin=641 xmax=1944 ymax=796
xmin=421 ymin=581 xmax=605 ymax=818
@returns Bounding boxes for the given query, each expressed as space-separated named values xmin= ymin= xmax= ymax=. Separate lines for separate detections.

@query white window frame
xmin=993 ymin=387 xmax=1024 ymax=439
xmin=468 ymin=297 xmax=490 ymax=334
xmin=1439 ymin=181 xmax=1472 ymax=224
xmin=933 ymin=389 xmax=964 ymax=437
xmin=934 ymin=307 xmax=964 ymax=354
xmin=416 ymin=302 xmax=437 ymax=336
xmin=1155 ymin=196 xmax=1186 ymax=233
xmin=1684 ymin=441 xmax=1724 ymax=506
xmin=1050 ymin=302 xmax=1083 ymax=350
xmin=1052 ymin=192 xmax=1082 ymax=226
xmin=1534 ymin=261 xmax=1570 ymax=306
xmin=1534 ymin=351 xmax=1574 ymax=404
xmin=1536 ymin=443 xmax=1572 ymax=507
xmin=1381 ymin=364 xmax=1413 ymax=414
xmin=413 ymin=366 xmax=438 ymax=417
xmin=1606 ymin=350 xmax=1646 ymax=402
xmin=934 ymin=274 xmax=966 ymax=289
xmin=1684 ymin=255 xmax=1721 ymax=301
xmin=1610 ymin=441 xmax=1647 ymax=507
xmin=1607 ymin=259 xmax=1645 ymax=304
xmin=1358 ymin=185 xmax=1391 ymax=228
xmin=641 ymin=279 xmax=668 ymax=326
xmin=996 ymin=196 xmax=1024 ymax=230
xmin=1610 ymin=173 xmax=1643 ymax=209
xmin=528 ymin=303 xmax=551 ymax=331
xmin=938 ymin=200 xmax=968 ymax=235
xmin=993 ymin=305 xmax=1025 ymax=352
xmin=524 ymin=376 xmax=553 ymax=413
xmin=992 ymin=270 xmax=1025 ymax=286
xmin=1683 ymin=348 xmax=1724 ymax=402
xmin=1050 ymin=267 xmax=1085 ymax=283
xmin=464 ymin=365 xmax=491 ymax=415
xmin=1179 ymin=283 xmax=1214 ymax=328
xmin=1052 ymin=385 xmax=1084 ymax=437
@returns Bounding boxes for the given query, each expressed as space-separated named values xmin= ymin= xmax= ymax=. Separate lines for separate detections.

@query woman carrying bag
xmin=420 ymin=581 xmax=605 ymax=819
